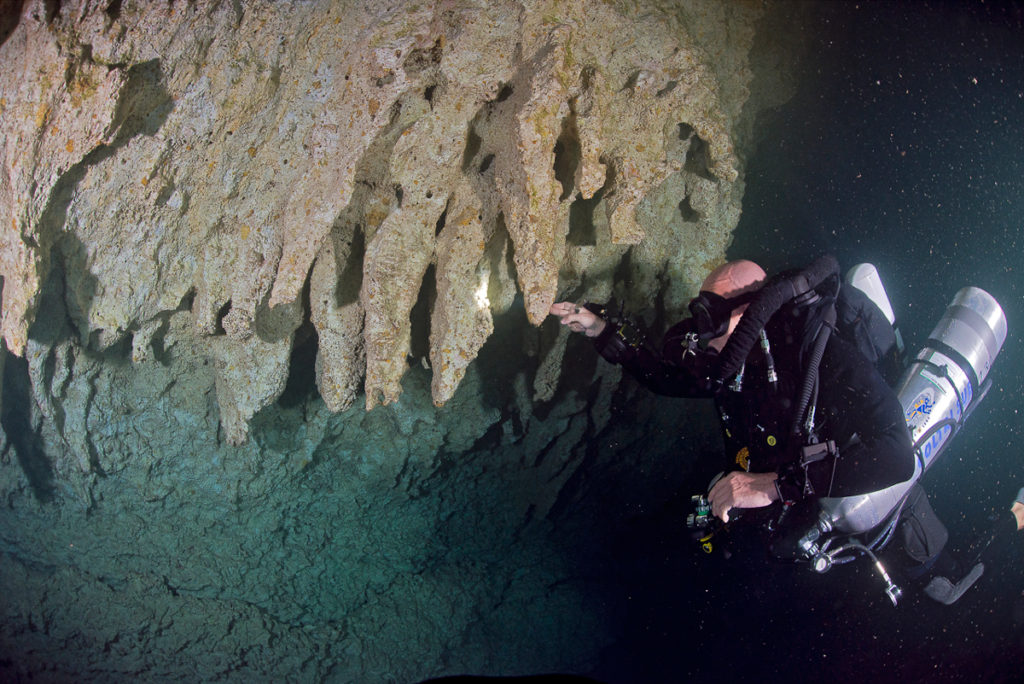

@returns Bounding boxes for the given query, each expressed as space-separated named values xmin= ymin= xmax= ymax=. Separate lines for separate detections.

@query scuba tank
xmin=796 ymin=274 xmax=1007 ymax=604
xmin=819 ymin=283 xmax=1006 ymax=533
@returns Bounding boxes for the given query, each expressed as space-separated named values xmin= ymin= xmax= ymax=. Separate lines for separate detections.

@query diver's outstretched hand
xmin=549 ymin=302 xmax=607 ymax=338
xmin=1012 ymin=486 xmax=1024 ymax=530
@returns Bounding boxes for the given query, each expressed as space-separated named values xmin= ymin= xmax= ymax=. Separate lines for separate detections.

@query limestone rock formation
xmin=2 ymin=0 xmax=752 ymax=441
xmin=0 ymin=1 xmax=803 ymax=680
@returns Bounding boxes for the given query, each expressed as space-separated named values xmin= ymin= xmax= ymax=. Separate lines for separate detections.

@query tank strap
xmin=917 ymin=359 xmax=966 ymax=419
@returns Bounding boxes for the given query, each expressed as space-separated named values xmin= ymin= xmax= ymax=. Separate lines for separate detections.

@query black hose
xmin=715 ymin=254 xmax=840 ymax=382
xmin=869 ymin=494 xmax=910 ymax=551
xmin=790 ymin=314 xmax=834 ymax=438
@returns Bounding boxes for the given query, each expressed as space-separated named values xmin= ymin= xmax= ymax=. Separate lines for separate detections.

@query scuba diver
xmin=549 ymin=255 xmax=1002 ymax=605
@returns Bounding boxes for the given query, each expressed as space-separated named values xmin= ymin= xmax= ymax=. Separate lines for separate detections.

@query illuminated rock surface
xmin=0 ymin=0 xmax=800 ymax=680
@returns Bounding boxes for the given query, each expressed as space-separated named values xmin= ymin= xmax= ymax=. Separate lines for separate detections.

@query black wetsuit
xmin=592 ymin=296 xmax=915 ymax=505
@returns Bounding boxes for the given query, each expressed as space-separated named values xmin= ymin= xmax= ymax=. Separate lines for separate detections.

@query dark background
xmin=731 ymin=0 xmax=1024 ymax=539
xmin=592 ymin=2 xmax=1024 ymax=682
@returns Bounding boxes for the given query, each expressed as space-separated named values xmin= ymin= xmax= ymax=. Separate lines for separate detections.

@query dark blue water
xmin=590 ymin=3 xmax=1024 ymax=682
xmin=732 ymin=0 xmax=1024 ymax=679
xmin=732 ymin=1 xmax=1024 ymax=531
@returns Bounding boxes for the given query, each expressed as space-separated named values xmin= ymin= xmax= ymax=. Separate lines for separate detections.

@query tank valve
xmin=687 ymin=495 xmax=713 ymax=529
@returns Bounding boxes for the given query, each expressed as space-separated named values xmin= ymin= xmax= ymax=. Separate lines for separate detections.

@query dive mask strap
xmin=688 ymin=289 xmax=758 ymax=341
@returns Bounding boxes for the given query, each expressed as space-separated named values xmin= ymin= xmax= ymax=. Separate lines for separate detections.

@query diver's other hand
xmin=1012 ymin=486 xmax=1024 ymax=530
xmin=549 ymin=301 xmax=607 ymax=337
xmin=708 ymin=471 xmax=780 ymax=523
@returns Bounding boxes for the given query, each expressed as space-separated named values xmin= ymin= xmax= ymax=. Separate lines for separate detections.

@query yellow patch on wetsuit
xmin=735 ymin=447 xmax=750 ymax=471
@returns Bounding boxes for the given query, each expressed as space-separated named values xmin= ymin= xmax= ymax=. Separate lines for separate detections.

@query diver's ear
xmin=1012 ymin=501 xmax=1024 ymax=531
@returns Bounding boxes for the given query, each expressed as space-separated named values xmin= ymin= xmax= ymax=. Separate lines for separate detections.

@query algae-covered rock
xmin=2 ymin=0 xmax=761 ymax=435
xmin=0 ymin=0 xmax=802 ymax=680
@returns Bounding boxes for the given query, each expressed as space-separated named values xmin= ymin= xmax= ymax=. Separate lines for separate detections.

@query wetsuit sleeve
xmin=592 ymin=318 xmax=716 ymax=398
xmin=816 ymin=337 xmax=916 ymax=497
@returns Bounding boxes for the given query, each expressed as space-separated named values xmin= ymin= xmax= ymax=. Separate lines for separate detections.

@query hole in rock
xmin=105 ymin=0 xmax=122 ymax=21
xmin=279 ymin=275 xmax=319 ymax=409
xmin=656 ymin=80 xmax=678 ymax=97
xmin=568 ymin=160 xmax=613 ymax=246
xmin=553 ymin=117 xmax=581 ymax=202
xmin=485 ymin=213 xmax=513 ymax=298
xmin=42 ymin=0 xmax=60 ymax=23
xmin=38 ymin=236 xmax=94 ymax=347
xmin=568 ymin=192 xmax=601 ymax=246
xmin=111 ymin=59 xmax=174 ymax=143
xmin=335 ymin=225 xmax=365 ymax=308
xmin=580 ymin=65 xmax=595 ymax=91
xmin=178 ymin=288 xmax=196 ymax=312
xmin=678 ymin=196 xmax=701 ymax=222
xmin=403 ymin=37 xmax=444 ymax=75
xmin=479 ymin=154 xmax=494 ymax=174
xmin=684 ymin=133 xmax=715 ymax=181
xmin=472 ymin=293 xmax=533 ymax=417
xmin=495 ymin=84 xmax=514 ymax=102
xmin=278 ymin=323 xmax=319 ymax=409
xmin=149 ymin=319 xmax=173 ymax=366
xmin=408 ymin=263 xmax=436 ymax=365
xmin=1 ymin=353 xmax=56 ymax=502
xmin=435 ymin=203 xmax=449 ymax=236
xmin=461 ymin=125 xmax=482 ymax=172
xmin=0 ymin=1 xmax=24 ymax=47
xmin=215 ymin=300 xmax=232 ymax=335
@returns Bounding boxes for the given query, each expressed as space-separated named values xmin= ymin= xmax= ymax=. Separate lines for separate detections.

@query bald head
xmin=701 ymin=260 xmax=767 ymax=299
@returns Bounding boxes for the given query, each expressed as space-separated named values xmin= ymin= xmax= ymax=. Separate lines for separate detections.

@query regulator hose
xmin=790 ymin=307 xmax=836 ymax=438
xmin=715 ymin=254 xmax=840 ymax=382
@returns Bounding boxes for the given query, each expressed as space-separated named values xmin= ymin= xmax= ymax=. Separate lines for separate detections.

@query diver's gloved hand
xmin=549 ymin=302 xmax=607 ymax=337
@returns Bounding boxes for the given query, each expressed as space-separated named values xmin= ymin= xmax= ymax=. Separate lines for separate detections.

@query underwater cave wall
xmin=0 ymin=0 xmax=767 ymax=443
xmin=0 ymin=0 xmax=802 ymax=680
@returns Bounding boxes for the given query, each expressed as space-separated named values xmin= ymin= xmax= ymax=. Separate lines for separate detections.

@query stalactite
xmin=2 ymin=0 xmax=753 ymax=442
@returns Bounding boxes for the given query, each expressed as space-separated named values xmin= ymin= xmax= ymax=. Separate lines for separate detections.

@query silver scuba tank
xmin=818 ymin=276 xmax=1007 ymax=534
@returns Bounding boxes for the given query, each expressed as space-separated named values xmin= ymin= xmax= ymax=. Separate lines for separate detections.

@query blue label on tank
xmin=919 ymin=393 xmax=967 ymax=466
xmin=907 ymin=391 xmax=934 ymax=430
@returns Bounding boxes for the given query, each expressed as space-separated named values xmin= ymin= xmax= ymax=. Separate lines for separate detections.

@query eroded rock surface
xmin=0 ymin=0 xmax=802 ymax=680
xmin=3 ymin=0 xmax=757 ymax=439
